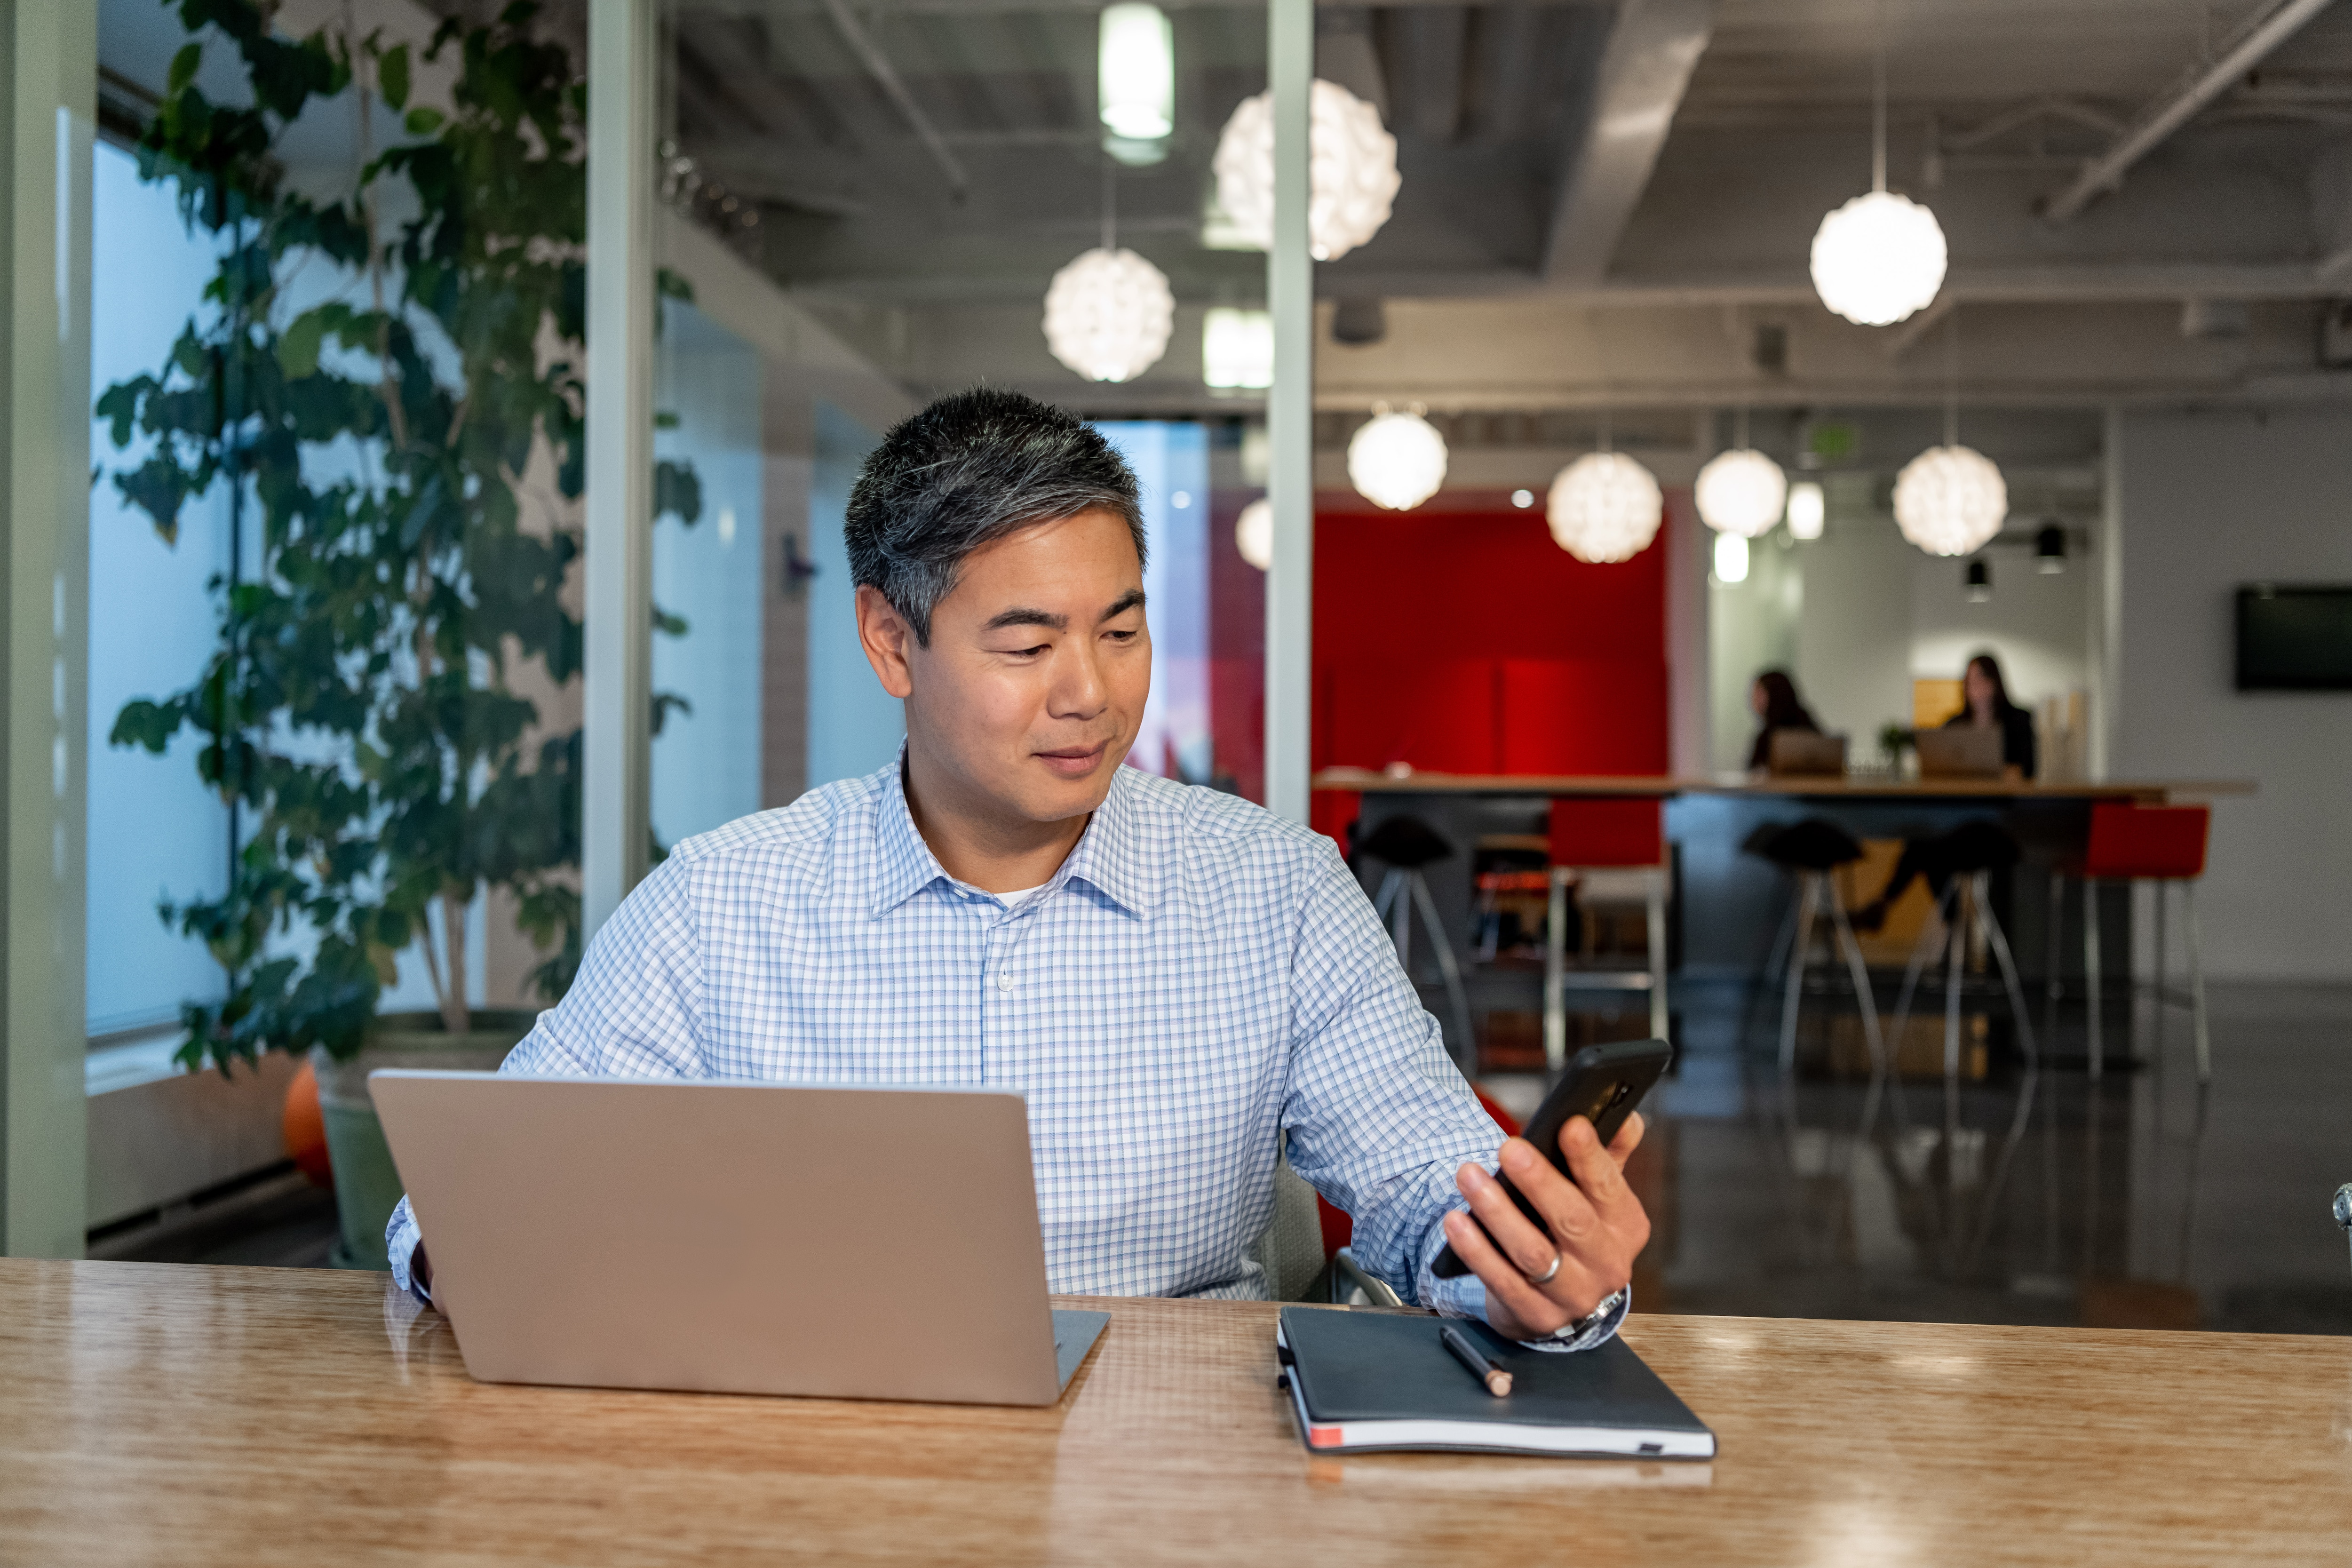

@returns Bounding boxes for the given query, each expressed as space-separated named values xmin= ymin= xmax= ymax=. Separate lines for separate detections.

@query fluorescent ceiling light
xmin=1099 ymin=5 xmax=1174 ymax=143
xmin=1202 ymin=307 xmax=1273 ymax=390
xmin=1713 ymin=531 xmax=1750 ymax=584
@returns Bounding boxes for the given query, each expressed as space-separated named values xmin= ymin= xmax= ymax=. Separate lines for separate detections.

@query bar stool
xmin=2066 ymin=803 xmax=2212 ymax=1082
xmin=1887 ymin=821 xmax=2040 ymax=1085
xmin=1356 ymin=815 xmax=1478 ymax=1074
xmin=1746 ymin=820 xmax=1885 ymax=1075
xmin=1543 ymin=798 xmax=1669 ymax=1068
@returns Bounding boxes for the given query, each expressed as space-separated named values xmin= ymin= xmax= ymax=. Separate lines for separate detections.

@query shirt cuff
xmin=1414 ymin=1204 xmax=1628 ymax=1353
xmin=386 ymin=1195 xmax=430 ymax=1306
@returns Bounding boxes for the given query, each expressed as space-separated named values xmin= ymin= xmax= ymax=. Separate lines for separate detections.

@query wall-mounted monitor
xmin=2237 ymin=585 xmax=2352 ymax=691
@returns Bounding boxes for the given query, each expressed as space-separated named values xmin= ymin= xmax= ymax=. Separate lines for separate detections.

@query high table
xmin=3 ymin=1260 xmax=2345 ymax=1564
xmin=1310 ymin=766 xmax=2258 ymax=805
xmin=1313 ymin=769 xmax=2257 ymax=1000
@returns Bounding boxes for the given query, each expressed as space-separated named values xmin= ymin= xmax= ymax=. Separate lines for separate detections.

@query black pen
xmin=1440 ymin=1324 xmax=1513 ymax=1398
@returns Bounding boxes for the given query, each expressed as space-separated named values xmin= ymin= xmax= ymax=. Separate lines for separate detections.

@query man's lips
xmin=1034 ymin=741 xmax=1111 ymax=777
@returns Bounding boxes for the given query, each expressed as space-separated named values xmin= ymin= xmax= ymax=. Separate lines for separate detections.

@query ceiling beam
xmin=2041 ymin=0 xmax=2338 ymax=223
xmin=1539 ymin=0 xmax=1713 ymax=282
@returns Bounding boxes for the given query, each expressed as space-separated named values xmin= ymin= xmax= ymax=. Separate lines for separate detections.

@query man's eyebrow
xmin=1098 ymin=589 xmax=1146 ymax=623
xmin=980 ymin=606 xmax=1067 ymax=633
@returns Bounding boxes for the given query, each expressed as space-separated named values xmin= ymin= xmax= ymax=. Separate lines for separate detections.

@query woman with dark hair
xmin=1851 ymin=651 xmax=2037 ymax=932
xmin=1947 ymin=652 xmax=2036 ymax=783
xmin=1746 ymin=669 xmax=1820 ymax=773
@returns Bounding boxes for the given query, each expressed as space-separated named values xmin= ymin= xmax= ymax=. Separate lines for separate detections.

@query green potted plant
xmin=99 ymin=0 xmax=696 ymax=1266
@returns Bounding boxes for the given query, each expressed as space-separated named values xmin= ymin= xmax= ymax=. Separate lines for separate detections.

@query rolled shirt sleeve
xmin=1274 ymin=836 xmax=1624 ymax=1352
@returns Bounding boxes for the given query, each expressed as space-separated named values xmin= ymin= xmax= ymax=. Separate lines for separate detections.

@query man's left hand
xmin=1441 ymin=1113 xmax=1649 ymax=1341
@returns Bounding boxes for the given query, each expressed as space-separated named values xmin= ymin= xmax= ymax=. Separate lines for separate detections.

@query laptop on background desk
xmin=1916 ymin=727 xmax=2004 ymax=779
xmin=372 ymin=1073 xmax=1108 ymax=1407
xmin=1767 ymin=731 xmax=1848 ymax=777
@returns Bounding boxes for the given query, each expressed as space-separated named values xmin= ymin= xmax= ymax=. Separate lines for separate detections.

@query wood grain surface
xmin=0 ymin=1260 xmax=2345 ymax=1565
xmin=1311 ymin=768 xmax=2257 ymax=801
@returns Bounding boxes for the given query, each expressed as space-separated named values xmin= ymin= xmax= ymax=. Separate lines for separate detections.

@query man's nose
xmin=1049 ymin=637 xmax=1109 ymax=719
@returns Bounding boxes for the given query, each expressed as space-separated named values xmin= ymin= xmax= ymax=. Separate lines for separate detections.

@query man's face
xmin=860 ymin=508 xmax=1150 ymax=826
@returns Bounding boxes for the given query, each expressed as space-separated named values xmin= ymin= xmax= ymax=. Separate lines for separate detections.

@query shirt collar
xmin=866 ymin=751 xmax=1159 ymax=922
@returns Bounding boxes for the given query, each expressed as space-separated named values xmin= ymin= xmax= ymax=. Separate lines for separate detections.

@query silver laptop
xmin=1767 ymin=730 xmax=1847 ymax=776
xmin=371 ymin=1072 xmax=1108 ymax=1407
xmin=1916 ymin=726 xmax=2004 ymax=779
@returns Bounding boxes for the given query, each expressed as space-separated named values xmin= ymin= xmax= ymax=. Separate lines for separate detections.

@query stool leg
xmin=2084 ymin=876 xmax=2103 ymax=1081
xmin=1891 ymin=883 xmax=1955 ymax=1064
xmin=2185 ymin=881 xmax=2211 ymax=1083
xmin=1545 ymin=869 xmax=1568 ymax=1072
xmin=1977 ymin=871 xmax=2041 ymax=1072
xmin=1646 ymin=870 xmax=1670 ymax=1044
xmin=1409 ymin=871 xmax=1477 ymax=1079
xmin=1374 ymin=868 xmax=1408 ymax=962
xmin=1824 ymin=879 xmax=1886 ymax=1077
xmin=1944 ymin=885 xmax=1966 ymax=1089
xmin=1779 ymin=875 xmax=1819 ymax=1073
xmin=2153 ymin=878 xmax=2168 ymax=1070
xmin=2045 ymin=870 xmax=2064 ymax=1002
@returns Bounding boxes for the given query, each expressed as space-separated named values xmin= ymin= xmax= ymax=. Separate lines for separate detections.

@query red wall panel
xmin=1319 ymin=658 xmax=1500 ymax=773
xmin=1313 ymin=502 xmax=1670 ymax=778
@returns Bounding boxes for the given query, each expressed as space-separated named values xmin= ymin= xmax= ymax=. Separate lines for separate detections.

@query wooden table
xmin=4 ymin=1261 xmax=2347 ymax=1564
xmin=1312 ymin=768 xmax=2258 ymax=803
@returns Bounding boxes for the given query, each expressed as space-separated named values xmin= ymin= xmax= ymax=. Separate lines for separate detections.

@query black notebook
xmin=1274 ymin=1307 xmax=1716 ymax=1459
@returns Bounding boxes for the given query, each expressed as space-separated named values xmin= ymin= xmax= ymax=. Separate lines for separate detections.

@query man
xmin=389 ymin=388 xmax=1648 ymax=1349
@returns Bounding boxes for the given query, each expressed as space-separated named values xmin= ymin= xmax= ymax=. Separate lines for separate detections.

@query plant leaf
xmin=378 ymin=42 xmax=410 ymax=111
xmin=167 ymin=42 xmax=202 ymax=96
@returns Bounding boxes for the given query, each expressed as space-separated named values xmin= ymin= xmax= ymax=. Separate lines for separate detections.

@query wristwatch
xmin=1549 ymin=1286 xmax=1628 ymax=1342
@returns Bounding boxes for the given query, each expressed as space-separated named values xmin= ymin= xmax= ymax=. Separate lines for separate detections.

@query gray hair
xmin=845 ymin=388 xmax=1147 ymax=645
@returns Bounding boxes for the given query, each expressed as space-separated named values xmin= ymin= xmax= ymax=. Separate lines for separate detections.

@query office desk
xmin=3 ymin=1260 xmax=2346 ymax=1564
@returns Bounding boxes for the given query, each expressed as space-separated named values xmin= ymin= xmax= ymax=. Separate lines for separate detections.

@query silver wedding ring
xmin=1527 ymin=1252 xmax=1562 ymax=1286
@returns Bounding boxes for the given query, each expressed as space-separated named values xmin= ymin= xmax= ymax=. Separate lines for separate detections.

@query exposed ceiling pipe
xmin=814 ymin=0 xmax=972 ymax=198
xmin=2042 ymin=0 xmax=2337 ymax=223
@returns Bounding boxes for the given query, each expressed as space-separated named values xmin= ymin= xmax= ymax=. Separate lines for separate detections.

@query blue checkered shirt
xmin=388 ymin=758 xmax=1625 ymax=1350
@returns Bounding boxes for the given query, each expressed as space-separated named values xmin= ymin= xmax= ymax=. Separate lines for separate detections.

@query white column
xmin=584 ymin=0 xmax=657 ymax=937
xmin=1263 ymin=0 xmax=1314 ymax=824
xmin=0 ymin=0 xmax=94 ymax=1256
xmin=2090 ymin=402 xmax=2124 ymax=784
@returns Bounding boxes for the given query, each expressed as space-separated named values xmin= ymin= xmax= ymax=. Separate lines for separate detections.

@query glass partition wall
xmin=47 ymin=0 xmax=1310 ymax=1257
xmin=654 ymin=0 xmax=1274 ymax=813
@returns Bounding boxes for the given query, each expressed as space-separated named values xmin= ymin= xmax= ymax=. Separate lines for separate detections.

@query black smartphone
xmin=1431 ymin=1038 xmax=1672 ymax=1280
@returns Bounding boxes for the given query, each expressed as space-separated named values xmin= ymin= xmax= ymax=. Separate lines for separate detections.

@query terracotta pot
xmin=312 ymin=1010 xmax=535 ymax=1271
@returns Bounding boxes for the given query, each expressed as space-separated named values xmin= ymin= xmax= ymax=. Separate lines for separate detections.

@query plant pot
xmin=312 ymin=1010 xmax=536 ymax=1271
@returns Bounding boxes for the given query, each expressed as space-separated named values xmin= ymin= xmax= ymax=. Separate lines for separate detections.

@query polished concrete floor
xmin=1484 ymin=979 xmax=2352 ymax=1335
xmin=109 ymin=983 xmax=2352 ymax=1337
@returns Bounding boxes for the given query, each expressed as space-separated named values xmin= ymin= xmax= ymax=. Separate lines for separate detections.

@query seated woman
xmin=1746 ymin=669 xmax=1821 ymax=775
xmin=1852 ymin=652 xmax=2036 ymax=932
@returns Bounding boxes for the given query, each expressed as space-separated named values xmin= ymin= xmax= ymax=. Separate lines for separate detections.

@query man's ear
xmin=855 ymin=584 xmax=918 ymax=699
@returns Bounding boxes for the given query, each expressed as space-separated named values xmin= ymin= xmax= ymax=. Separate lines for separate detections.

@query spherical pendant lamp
xmin=1892 ymin=444 xmax=2007 ymax=557
xmin=1786 ymin=479 xmax=1826 ymax=540
xmin=1810 ymin=191 xmax=1948 ymax=326
xmin=1234 ymin=497 xmax=1273 ymax=570
xmin=1346 ymin=409 xmax=1447 ymax=510
xmin=1693 ymin=447 xmax=1789 ymax=538
xmin=1547 ymin=452 xmax=1663 ymax=564
xmin=1041 ymin=247 xmax=1175 ymax=382
xmin=1211 ymin=79 xmax=1400 ymax=263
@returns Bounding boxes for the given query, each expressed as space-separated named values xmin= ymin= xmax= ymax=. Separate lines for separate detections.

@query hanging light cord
xmin=1872 ymin=0 xmax=1888 ymax=194
xmin=1735 ymin=406 xmax=1750 ymax=451
xmin=1102 ymin=156 xmax=1116 ymax=253
xmin=1945 ymin=307 xmax=1961 ymax=449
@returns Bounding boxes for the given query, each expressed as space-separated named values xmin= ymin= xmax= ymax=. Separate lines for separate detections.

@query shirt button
xmin=996 ymin=971 xmax=1014 ymax=992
